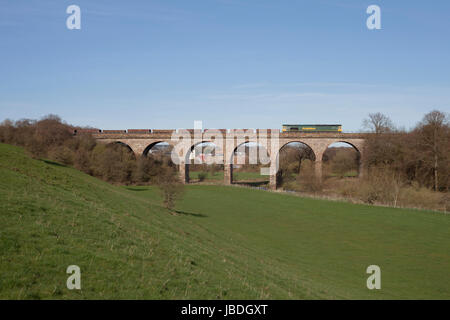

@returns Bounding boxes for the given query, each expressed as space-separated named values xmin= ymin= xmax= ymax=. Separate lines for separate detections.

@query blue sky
xmin=0 ymin=0 xmax=449 ymax=131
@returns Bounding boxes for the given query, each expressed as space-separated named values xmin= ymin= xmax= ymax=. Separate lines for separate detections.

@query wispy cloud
xmin=232 ymin=82 xmax=405 ymax=90
xmin=206 ymin=92 xmax=329 ymax=100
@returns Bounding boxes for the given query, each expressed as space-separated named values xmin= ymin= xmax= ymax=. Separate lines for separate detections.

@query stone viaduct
xmin=87 ymin=129 xmax=366 ymax=189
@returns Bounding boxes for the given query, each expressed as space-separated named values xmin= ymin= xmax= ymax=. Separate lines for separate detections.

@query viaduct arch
xmin=88 ymin=129 xmax=366 ymax=189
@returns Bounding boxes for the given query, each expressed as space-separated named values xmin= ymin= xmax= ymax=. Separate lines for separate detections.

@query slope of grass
xmin=0 ymin=143 xmax=449 ymax=299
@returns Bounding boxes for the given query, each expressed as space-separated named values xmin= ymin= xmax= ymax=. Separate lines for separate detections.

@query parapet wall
xmin=89 ymin=129 xmax=365 ymax=140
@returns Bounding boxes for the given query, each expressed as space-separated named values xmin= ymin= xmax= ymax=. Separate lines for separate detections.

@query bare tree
xmin=415 ymin=110 xmax=449 ymax=191
xmin=155 ymin=167 xmax=185 ymax=213
xmin=362 ymin=112 xmax=395 ymax=134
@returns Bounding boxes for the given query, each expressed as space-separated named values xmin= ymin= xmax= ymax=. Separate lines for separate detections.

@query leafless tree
xmin=155 ymin=167 xmax=185 ymax=213
xmin=415 ymin=110 xmax=449 ymax=191
xmin=362 ymin=112 xmax=395 ymax=134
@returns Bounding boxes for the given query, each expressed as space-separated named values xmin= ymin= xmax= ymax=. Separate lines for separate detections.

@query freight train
xmin=282 ymin=124 xmax=342 ymax=132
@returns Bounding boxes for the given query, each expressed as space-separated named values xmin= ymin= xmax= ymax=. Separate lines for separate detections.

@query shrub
xmin=0 ymin=119 xmax=15 ymax=143
xmin=198 ymin=172 xmax=208 ymax=182
xmin=154 ymin=167 xmax=185 ymax=212
xmin=73 ymin=148 xmax=92 ymax=174
xmin=48 ymin=145 xmax=74 ymax=166
xmin=356 ymin=165 xmax=404 ymax=206
xmin=133 ymin=156 xmax=152 ymax=184
xmin=209 ymin=164 xmax=219 ymax=176
xmin=334 ymin=179 xmax=360 ymax=198
xmin=28 ymin=115 xmax=73 ymax=158
xmin=296 ymin=160 xmax=323 ymax=193
xmin=397 ymin=185 xmax=448 ymax=211
xmin=331 ymin=150 xmax=359 ymax=178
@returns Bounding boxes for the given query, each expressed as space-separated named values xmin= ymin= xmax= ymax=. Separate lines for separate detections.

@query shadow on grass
xmin=233 ymin=181 xmax=269 ymax=187
xmin=42 ymin=159 xmax=67 ymax=167
xmin=125 ymin=186 xmax=149 ymax=192
xmin=175 ymin=210 xmax=208 ymax=218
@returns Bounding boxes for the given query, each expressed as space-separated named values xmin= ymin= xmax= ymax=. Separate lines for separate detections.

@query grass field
xmin=190 ymin=170 xmax=268 ymax=183
xmin=189 ymin=170 xmax=357 ymax=183
xmin=1 ymin=143 xmax=449 ymax=299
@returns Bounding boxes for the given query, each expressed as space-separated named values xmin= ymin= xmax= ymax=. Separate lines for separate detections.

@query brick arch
xmin=182 ymin=141 xmax=223 ymax=184
xmin=142 ymin=141 xmax=173 ymax=157
xmin=227 ymin=141 xmax=271 ymax=185
xmin=276 ymin=140 xmax=317 ymax=162
xmin=184 ymin=140 xmax=221 ymax=163
xmin=228 ymin=140 xmax=271 ymax=164
xmin=325 ymin=140 xmax=362 ymax=154
xmin=272 ymin=141 xmax=318 ymax=189
xmin=321 ymin=140 xmax=363 ymax=177
xmin=106 ymin=141 xmax=135 ymax=154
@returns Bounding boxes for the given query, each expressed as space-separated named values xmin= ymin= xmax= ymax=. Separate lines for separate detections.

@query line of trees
xmin=0 ymin=115 xmax=177 ymax=184
xmin=363 ymin=111 xmax=449 ymax=191
xmin=0 ymin=115 xmax=183 ymax=211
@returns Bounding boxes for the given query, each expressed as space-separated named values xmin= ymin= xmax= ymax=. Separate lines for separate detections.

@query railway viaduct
xmin=88 ymin=129 xmax=366 ymax=189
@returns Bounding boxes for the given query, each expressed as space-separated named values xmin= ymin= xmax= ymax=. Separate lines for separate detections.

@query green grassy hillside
xmin=0 ymin=143 xmax=449 ymax=299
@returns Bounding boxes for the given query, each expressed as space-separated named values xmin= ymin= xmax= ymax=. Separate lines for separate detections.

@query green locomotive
xmin=282 ymin=124 xmax=342 ymax=132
